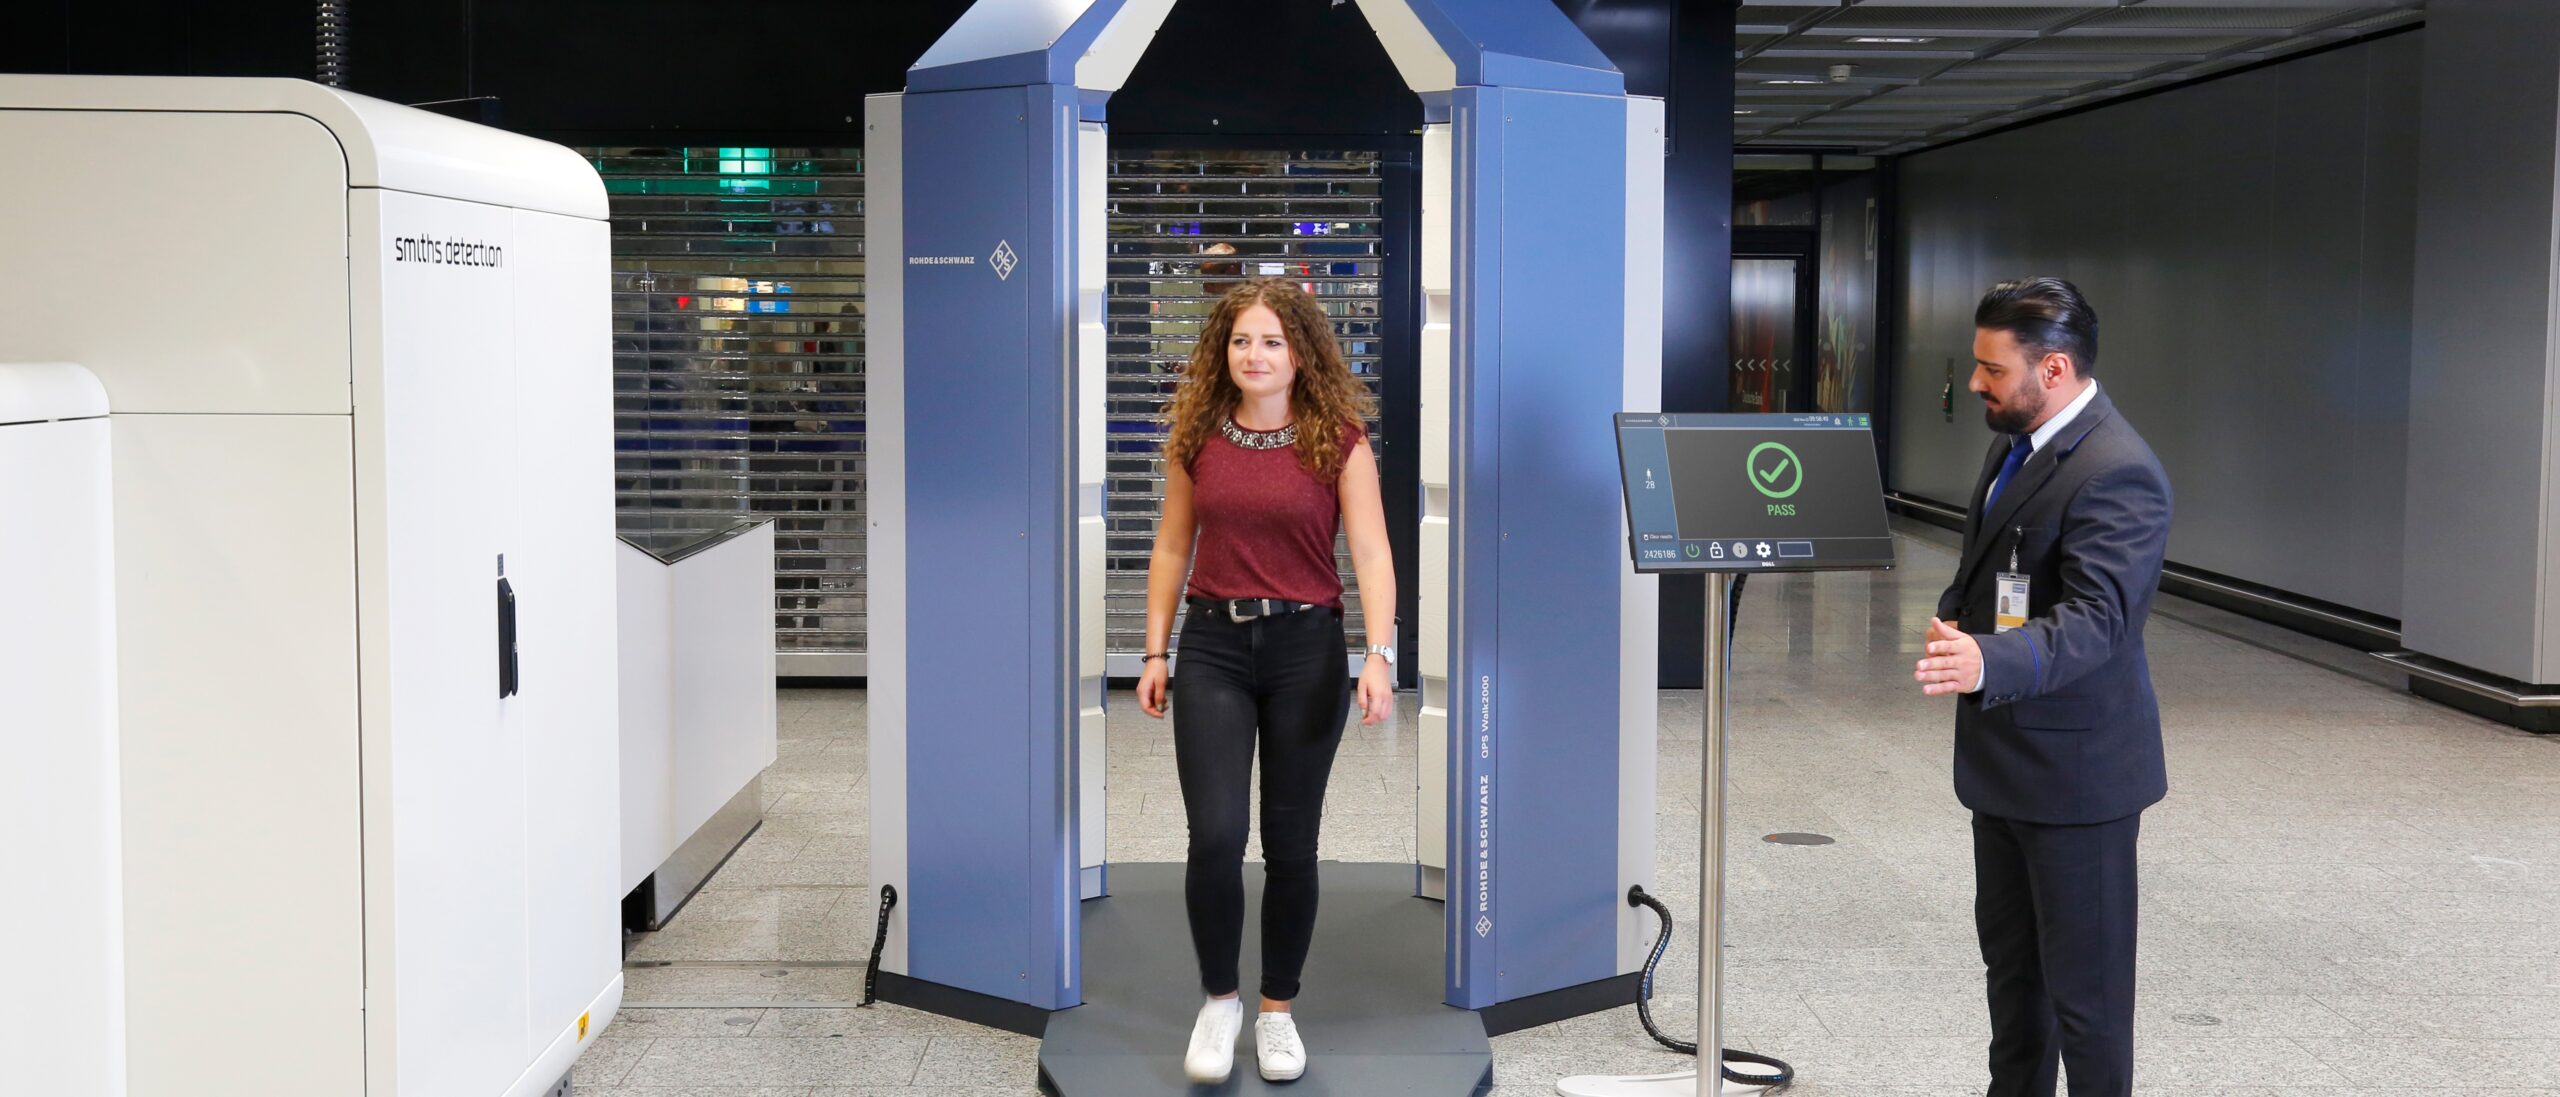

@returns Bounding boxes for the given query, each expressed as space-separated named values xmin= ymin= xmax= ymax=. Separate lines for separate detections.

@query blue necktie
xmin=1985 ymin=436 xmax=2032 ymax=511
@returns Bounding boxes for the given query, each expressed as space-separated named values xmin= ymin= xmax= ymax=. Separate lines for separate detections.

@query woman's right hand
xmin=1138 ymin=660 xmax=1170 ymax=718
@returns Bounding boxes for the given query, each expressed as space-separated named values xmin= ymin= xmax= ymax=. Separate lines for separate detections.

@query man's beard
xmin=1983 ymin=384 xmax=2046 ymax=434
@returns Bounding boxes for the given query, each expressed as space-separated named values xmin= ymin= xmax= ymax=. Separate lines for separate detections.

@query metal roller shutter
xmin=589 ymin=147 xmax=1383 ymax=673
xmin=1106 ymin=150 xmax=1386 ymax=664
xmin=587 ymin=147 xmax=868 ymax=672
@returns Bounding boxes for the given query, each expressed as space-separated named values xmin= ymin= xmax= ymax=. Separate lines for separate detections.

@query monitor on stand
xmin=1616 ymin=411 xmax=1895 ymax=574
xmin=1563 ymin=412 xmax=1895 ymax=1097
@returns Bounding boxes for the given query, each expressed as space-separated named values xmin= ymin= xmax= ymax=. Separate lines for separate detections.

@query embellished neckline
xmin=1221 ymin=416 xmax=1298 ymax=450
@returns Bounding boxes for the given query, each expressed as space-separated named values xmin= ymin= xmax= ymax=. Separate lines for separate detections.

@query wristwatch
xmin=1366 ymin=643 xmax=1397 ymax=668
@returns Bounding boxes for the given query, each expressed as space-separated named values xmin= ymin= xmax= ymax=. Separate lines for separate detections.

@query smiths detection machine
xmin=0 ymin=364 xmax=122 ymax=1097
xmin=0 ymin=76 xmax=623 ymax=1097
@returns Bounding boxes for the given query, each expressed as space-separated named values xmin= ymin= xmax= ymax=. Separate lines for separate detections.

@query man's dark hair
xmin=1975 ymin=277 xmax=2098 ymax=376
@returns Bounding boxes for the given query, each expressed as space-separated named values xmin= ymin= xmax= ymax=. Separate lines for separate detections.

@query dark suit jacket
xmin=1936 ymin=387 xmax=2173 ymax=825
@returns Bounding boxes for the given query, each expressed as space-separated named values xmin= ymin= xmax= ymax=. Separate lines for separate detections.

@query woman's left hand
xmin=1356 ymin=657 xmax=1394 ymax=725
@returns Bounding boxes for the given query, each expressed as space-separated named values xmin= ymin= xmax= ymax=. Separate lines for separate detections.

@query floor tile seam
xmin=608 ymin=1034 xmax=652 ymax=1085
xmin=703 ymin=883 xmax=875 ymax=891
xmin=629 ymin=960 xmax=872 ymax=969
xmin=903 ymin=1033 xmax=935 ymax=1085
xmin=2293 ymin=993 xmax=2377 ymax=1038
xmin=1790 ymin=990 xmax=1841 ymax=1037
xmin=2278 ymin=1033 xmax=2387 ymax=1084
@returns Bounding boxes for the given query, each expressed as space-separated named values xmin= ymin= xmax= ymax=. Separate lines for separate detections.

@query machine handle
xmin=497 ymin=576 xmax=520 ymax=698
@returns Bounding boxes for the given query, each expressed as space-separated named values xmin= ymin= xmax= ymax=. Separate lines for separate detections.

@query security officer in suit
xmin=1912 ymin=277 xmax=2172 ymax=1097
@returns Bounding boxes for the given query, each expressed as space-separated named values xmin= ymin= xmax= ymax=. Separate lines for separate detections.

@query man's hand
xmin=1914 ymin=617 xmax=1983 ymax=697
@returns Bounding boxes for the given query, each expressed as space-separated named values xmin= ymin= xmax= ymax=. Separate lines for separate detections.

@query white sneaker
xmin=1255 ymin=1011 xmax=1307 ymax=1082
xmin=1183 ymin=996 xmax=1243 ymax=1083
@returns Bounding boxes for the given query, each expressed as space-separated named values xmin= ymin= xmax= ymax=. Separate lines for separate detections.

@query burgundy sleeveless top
xmin=1185 ymin=424 xmax=1361 ymax=609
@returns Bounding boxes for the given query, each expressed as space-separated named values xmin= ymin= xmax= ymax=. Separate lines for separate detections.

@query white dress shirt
xmin=1969 ymin=380 xmax=2099 ymax=693
xmin=2025 ymin=379 xmax=2100 ymax=459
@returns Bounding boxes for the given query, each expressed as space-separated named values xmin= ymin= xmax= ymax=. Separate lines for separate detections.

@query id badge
xmin=1995 ymin=572 xmax=2031 ymax=633
xmin=1994 ymin=528 xmax=2030 ymax=633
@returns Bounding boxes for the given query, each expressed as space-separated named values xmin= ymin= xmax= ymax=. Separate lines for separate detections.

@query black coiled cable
xmin=315 ymin=1 xmax=351 ymax=88
xmin=858 ymin=883 xmax=898 ymax=1007
xmin=1628 ymin=885 xmax=1795 ymax=1088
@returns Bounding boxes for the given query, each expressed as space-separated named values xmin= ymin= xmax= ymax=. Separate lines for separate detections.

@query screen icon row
xmin=1655 ymin=540 xmax=1825 ymax=564
xmin=1681 ymin=540 xmax=1815 ymax=560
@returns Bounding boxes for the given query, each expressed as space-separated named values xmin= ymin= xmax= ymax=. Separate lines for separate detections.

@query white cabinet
xmin=0 ymin=364 xmax=123 ymax=1097
xmin=617 ymin=522 xmax=781 ymax=923
xmin=0 ymin=77 xmax=621 ymax=1097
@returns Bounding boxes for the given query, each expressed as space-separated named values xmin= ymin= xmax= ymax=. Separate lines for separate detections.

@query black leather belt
xmin=1188 ymin=596 xmax=1325 ymax=624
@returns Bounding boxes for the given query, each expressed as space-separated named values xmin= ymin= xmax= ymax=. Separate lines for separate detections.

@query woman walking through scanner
xmin=1136 ymin=277 xmax=1398 ymax=1084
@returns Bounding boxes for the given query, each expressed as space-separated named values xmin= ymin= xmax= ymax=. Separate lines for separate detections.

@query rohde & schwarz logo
xmin=908 ymin=240 xmax=1020 ymax=282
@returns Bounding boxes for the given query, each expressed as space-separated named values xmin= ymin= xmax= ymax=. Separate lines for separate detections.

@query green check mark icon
xmin=1747 ymin=441 xmax=1803 ymax=499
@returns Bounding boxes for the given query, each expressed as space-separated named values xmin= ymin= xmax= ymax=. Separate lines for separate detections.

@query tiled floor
xmin=589 ymin=529 xmax=2560 ymax=1096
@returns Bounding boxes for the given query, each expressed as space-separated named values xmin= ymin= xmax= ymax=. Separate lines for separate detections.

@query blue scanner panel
xmin=1489 ymin=88 xmax=1630 ymax=1004
xmin=1445 ymin=86 xmax=1633 ymax=1007
xmin=1401 ymin=0 xmax=1625 ymax=94
xmin=901 ymin=84 xmax=1083 ymax=1009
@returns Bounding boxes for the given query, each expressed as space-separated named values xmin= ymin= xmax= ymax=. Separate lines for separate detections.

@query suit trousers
xmin=1171 ymin=606 xmax=1351 ymax=1002
xmin=1972 ymin=810 xmax=2141 ymax=1097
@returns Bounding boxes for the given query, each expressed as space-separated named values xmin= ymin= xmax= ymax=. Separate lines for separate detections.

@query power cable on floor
xmin=1627 ymin=885 xmax=1795 ymax=1088
xmin=859 ymin=884 xmax=897 ymax=1007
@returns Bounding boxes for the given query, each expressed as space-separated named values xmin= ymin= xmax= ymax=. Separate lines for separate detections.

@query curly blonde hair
xmin=1163 ymin=278 xmax=1373 ymax=480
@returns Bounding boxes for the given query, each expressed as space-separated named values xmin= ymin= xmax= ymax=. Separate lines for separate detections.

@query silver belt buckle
xmin=1227 ymin=599 xmax=1256 ymax=624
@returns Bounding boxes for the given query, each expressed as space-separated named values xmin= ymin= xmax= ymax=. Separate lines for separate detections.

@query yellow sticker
xmin=578 ymin=1012 xmax=590 ymax=1040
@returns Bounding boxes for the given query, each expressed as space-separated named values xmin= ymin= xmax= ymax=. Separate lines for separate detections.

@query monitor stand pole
xmin=1558 ymin=572 xmax=1774 ymax=1097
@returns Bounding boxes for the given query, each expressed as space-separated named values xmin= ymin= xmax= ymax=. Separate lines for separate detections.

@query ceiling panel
xmin=2075 ymin=6 xmax=2362 ymax=31
xmin=1818 ymin=6 xmax=2099 ymax=31
xmin=1757 ymin=38 xmax=2017 ymax=58
xmin=2332 ymin=8 xmax=2423 ymax=31
xmin=2003 ymin=34 xmax=2261 ymax=53
xmin=1962 ymin=59 xmax=2178 ymax=73
xmin=1740 ymin=54 xmax=1948 ymax=77
xmin=1733 ymin=0 xmax=2425 ymax=154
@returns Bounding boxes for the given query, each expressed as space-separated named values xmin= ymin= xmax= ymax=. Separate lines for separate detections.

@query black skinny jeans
xmin=1171 ymin=605 xmax=1352 ymax=1002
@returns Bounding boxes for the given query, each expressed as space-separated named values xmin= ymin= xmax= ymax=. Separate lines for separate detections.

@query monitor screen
xmin=1615 ymin=412 xmax=1897 ymax=573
